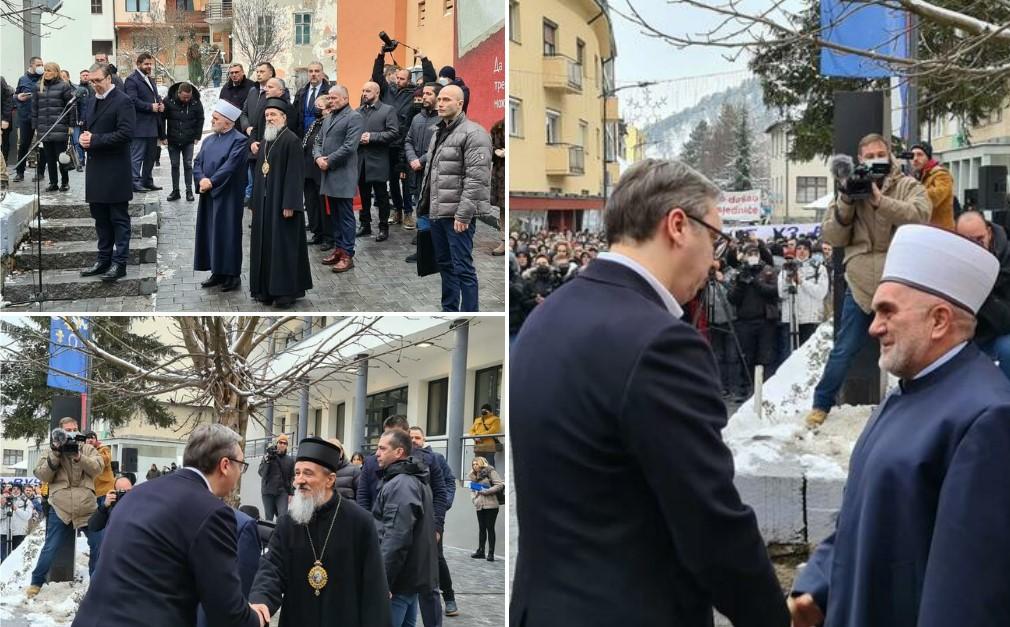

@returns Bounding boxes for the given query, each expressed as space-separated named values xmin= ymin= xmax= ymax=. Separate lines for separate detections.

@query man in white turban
xmin=790 ymin=224 xmax=1010 ymax=627
xmin=192 ymin=99 xmax=248 ymax=291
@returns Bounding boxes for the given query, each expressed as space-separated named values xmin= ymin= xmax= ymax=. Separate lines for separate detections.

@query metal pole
xmin=906 ymin=14 xmax=920 ymax=145
xmin=351 ymin=353 xmax=369 ymax=454
xmin=784 ymin=129 xmax=790 ymax=221
xmin=446 ymin=319 xmax=469 ymax=480
xmin=265 ymin=334 xmax=275 ymax=436
xmin=297 ymin=317 xmax=312 ymax=443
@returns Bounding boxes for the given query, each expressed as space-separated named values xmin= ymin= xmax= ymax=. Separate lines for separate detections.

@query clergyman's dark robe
xmin=249 ymin=126 xmax=313 ymax=300
xmin=193 ymin=127 xmax=248 ymax=276
xmin=793 ymin=342 xmax=1010 ymax=626
xmin=248 ymin=492 xmax=391 ymax=627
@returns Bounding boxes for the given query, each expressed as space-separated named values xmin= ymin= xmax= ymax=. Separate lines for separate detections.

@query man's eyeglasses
xmin=89 ymin=76 xmax=108 ymax=84
xmin=684 ymin=213 xmax=731 ymax=259
xmin=227 ymin=457 xmax=249 ymax=474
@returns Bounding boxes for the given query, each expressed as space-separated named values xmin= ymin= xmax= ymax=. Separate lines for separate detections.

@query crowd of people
xmin=0 ymin=480 xmax=43 ymax=562
xmin=2 ymin=43 xmax=504 ymax=311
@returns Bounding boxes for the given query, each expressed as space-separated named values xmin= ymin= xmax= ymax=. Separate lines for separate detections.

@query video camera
xmin=379 ymin=31 xmax=398 ymax=54
xmin=264 ymin=444 xmax=278 ymax=461
xmin=829 ymin=154 xmax=891 ymax=201
xmin=50 ymin=428 xmax=87 ymax=454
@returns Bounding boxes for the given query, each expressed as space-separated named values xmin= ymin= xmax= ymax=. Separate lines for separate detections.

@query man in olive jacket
xmin=27 ymin=417 xmax=103 ymax=597
xmin=416 ymin=85 xmax=491 ymax=312
xmin=806 ymin=133 xmax=931 ymax=427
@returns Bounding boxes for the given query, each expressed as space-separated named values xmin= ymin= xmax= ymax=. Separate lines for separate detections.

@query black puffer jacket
xmin=32 ymin=77 xmax=75 ymax=144
xmin=163 ymin=82 xmax=204 ymax=146
xmin=334 ymin=458 xmax=361 ymax=500
xmin=372 ymin=457 xmax=438 ymax=595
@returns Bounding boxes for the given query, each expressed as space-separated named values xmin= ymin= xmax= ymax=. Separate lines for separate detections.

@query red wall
xmin=454 ymin=26 xmax=504 ymax=131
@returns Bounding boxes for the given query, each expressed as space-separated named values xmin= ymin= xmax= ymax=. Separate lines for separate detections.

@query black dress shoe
xmin=201 ymin=274 xmax=224 ymax=288
xmin=220 ymin=276 xmax=241 ymax=292
xmin=308 ymin=234 xmax=324 ymax=245
xmin=59 ymin=183 xmax=69 ymax=192
xmin=100 ymin=263 xmax=126 ymax=282
xmin=12 ymin=173 xmax=24 ymax=182
xmin=45 ymin=184 xmax=59 ymax=192
xmin=405 ymin=253 xmax=417 ymax=263
xmin=186 ymin=191 xmax=195 ymax=202
xmin=319 ymin=241 xmax=334 ymax=251
xmin=273 ymin=295 xmax=295 ymax=308
xmin=374 ymin=229 xmax=388 ymax=242
xmin=32 ymin=175 xmax=44 ymax=182
xmin=166 ymin=190 xmax=181 ymax=201
xmin=133 ymin=186 xmax=148 ymax=192
xmin=144 ymin=184 xmax=163 ymax=191
xmin=75 ymin=165 xmax=83 ymax=172
xmin=356 ymin=225 xmax=372 ymax=237
xmin=80 ymin=261 xmax=111 ymax=277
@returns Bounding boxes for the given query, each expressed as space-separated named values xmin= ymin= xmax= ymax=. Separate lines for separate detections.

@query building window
xmin=579 ymin=120 xmax=588 ymax=149
xmin=174 ymin=0 xmax=194 ymax=10
xmin=576 ymin=38 xmax=585 ymax=74
xmin=293 ymin=13 xmax=311 ymax=45
xmin=125 ymin=0 xmax=150 ymax=11
xmin=312 ymin=408 xmax=323 ymax=437
xmin=443 ymin=0 xmax=453 ymax=14
xmin=91 ymin=0 xmax=103 ymax=14
xmin=509 ymin=1 xmax=520 ymax=43
xmin=427 ymin=378 xmax=449 ymax=436
xmin=545 ymin=109 xmax=561 ymax=144
xmin=417 ymin=0 xmax=426 ymax=26
xmin=473 ymin=366 xmax=503 ymax=419
xmin=257 ymin=15 xmax=274 ymax=47
xmin=334 ymin=403 xmax=346 ymax=443
xmin=543 ymin=19 xmax=557 ymax=56
xmin=509 ymin=98 xmax=523 ymax=137
xmin=92 ymin=40 xmax=113 ymax=56
xmin=364 ymin=386 xmax=408 ymax=450
xmin=796 ymin=176 xmax=828 ymax=203
xmin=2 ymin=449 xmax=23 ymax=467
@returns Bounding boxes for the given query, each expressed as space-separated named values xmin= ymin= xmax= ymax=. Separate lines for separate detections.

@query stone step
xmin=29 ymin=212 xmax=159 ymax=242
xmin=3 ymin=263 xmax=158 ymax=304
xmin=39 ymin=198 xmax=160 ymax=220
xmin=15 ymin=237 xmax=158 ymax=270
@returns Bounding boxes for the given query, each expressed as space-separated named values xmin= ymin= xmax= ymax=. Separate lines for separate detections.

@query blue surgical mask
xmin=812 ymin=253 xmax=824 ymax=264
xmin=34 ymin=66 xmax=44 ymax=75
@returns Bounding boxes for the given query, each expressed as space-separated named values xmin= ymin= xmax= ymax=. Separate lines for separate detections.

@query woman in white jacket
xmin=1 ymin=485 xmax=36 ymax=561
xmin=778 ymin=240 xmax=829 ymax=349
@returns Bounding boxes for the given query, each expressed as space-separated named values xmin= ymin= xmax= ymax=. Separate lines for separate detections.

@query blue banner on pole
xmin=47 ymin=317 xmax=90 ymax=393
xmin=820 ymin=0 xmax=908 ymax=78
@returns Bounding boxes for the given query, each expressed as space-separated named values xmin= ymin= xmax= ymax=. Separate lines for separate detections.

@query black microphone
xmin=829 ymin=154 xmax=854 ymax=181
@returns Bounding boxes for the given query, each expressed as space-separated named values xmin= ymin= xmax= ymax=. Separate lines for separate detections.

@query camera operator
xmin=87 ymin=475 xmax=134 ymax=534
xmin=909 ymin=141 xmax=955 ymax=230
xmin=777 ymin=240 xmax=829 ymax=355
xmin=85 ymin=430 xmax=114 ymax=575
xmin=522 ymin=254 xmax=561 ymax=312
xmin=706 ymin=260 xmax=746 ymax=401
xmin=258 ymin=434 xmax=294 ymax=522
xmin=807 ymin=133 xmax=930 ymax=427
xmin=26 ymin=416 xmax=103 ymax=598
xmin=728 ymin=242 xmax=781 ymax=391
xmin=1 ymin=484 xmax=34 ymax=562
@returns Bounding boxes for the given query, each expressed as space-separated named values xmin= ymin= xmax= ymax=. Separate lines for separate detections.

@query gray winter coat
xmin=418 ymin=112 xmax=492 ymax=224
xmin=356 ymin=101 xmax=398 ymax=183
xmin=334 ymin=459 xmax=361 ymax=501
xmin=404 ymin=109 xmax=438 ymax=168
xmin=313 ymin=105 xmax=363 ymax=198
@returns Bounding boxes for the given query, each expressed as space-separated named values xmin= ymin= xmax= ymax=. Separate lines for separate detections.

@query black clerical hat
xmin=296 ymin=437 xmax=341 ymax=473
xmin=264 ymin=97 xmax=291 ymax=115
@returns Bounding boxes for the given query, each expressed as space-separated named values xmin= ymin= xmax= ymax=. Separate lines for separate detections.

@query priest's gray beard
xmin=289 ymin=487 xmax=326 ymax=525
xmin=264 ymin=124 xmax=281 ymax=142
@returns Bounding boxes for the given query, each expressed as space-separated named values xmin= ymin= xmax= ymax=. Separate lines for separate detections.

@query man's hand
xmin=870 ymin=181 xmax=882 ymax=207
xmin=250 ymin=141 xmax=260 ymax=155
xmin=80 ymin=131 xmax=92 ymax=149
xmin=1 ymin=120 xmax=8 ymax=130
xmin=105 ymin=490 xmax=117 ymax=505
xmin=453 ymin=219 xmax=468 ymax=233
xmin=283 ymin=209 xmax=294 ymax=218
xmin=199 ymin=178 xmax=212 ymax=193
xmin=410 ymin=158 xmax=422 ymax=171
xmin=494 ymin=148 xmax=505 ymax=158
xmin=246 ymin=126 xmax=254 ymax=136
xmin=315 ymin=156 xmax=328 ymax=171
xmin=787 ymin=594 xmax=824 ymax=627
xmin=249 ymin=603 xmax=270 ymax=627
xmin=360 ymin=132 xmax=370 ymax=144
xmin=158 ymin=139 xmax=167 ymax=147
xmin=16 ymin=92 xmax=30 ymax=102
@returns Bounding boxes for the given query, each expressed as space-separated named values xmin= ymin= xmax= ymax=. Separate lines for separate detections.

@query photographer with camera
xmin=777 ymin=240 xmax=829 ymax=355
xmin=26 ymin=416 xmax=103 ymax=598
xmin=806 ymin=133 xmax=930 ymax=427
xmin=908 ymin=141 xmax=955 ymax=230
xmin=87 ymin=475 xmax=134 ymax=534
xmin=728 ymin=242 xmax=781 ymax=392
xmin=521 ymin=254 xmax=561 ymax=314
xmin=258 ymin=434 xmax=294 ymax=522
xmin=1 ymin=484 xmax=35 ymax=562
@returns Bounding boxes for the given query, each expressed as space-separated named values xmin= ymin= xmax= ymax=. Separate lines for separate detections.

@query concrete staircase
xmin=4 ymin=196 xmax=160 ymax=304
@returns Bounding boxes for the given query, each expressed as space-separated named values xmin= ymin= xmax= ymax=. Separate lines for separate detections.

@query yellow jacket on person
xmin=93 ymin=445 xmax=115 ymax=497
xmin=920 ymin=164 xmax=955 ymax=231
xmin=469 ymin=414 xmax=502 ymax=453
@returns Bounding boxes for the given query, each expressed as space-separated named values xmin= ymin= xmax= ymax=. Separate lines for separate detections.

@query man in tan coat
xmin=910 ymin=140 xmax=955 ymax=230
xmin=27 ymin=417 xmax=102 ymax=597
xmin=806 ymin=134 xmax=931 ymax=427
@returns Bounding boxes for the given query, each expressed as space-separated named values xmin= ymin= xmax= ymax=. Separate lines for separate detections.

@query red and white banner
xmin=717 ymin=190 xmax=763 ymax=222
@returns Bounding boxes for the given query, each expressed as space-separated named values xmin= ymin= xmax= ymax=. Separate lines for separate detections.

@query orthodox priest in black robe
xmin=249 ymin=97 xmax=313 ymax=308
xmin=248 ymin=438 xmax=391 ymax=627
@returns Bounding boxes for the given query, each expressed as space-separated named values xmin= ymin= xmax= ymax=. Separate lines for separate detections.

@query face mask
xmin=812 ymin=253 xmax=824 ymax=264
xmin=437 ymin=77 xmax=450 ymax=86
xmin=34 ymin=66 xmax=44 ymax=75
xmin=747 ymin=256 xmax=760 ymax=266
xmin=867 ymin=158 xmax=890 ymax=170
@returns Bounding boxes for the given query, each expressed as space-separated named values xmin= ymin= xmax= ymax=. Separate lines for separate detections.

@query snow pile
xmin=725 ymin=322 xmax=892 ymax=479
xmin=0 ymin=525 xmax=91 ymax=626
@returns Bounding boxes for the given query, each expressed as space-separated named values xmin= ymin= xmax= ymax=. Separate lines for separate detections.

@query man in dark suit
xmin=356 ymin=81 xmax=398 ymax=241
xmin=292 ymin=61 xmax=329 ymax=139
xmin=124 ymin=52 xmax=163 ymax=193
xmin=72 ymin=423 xmax=264 ymax=627
xmin=79 ymin=63 xmax=135 ymax=283
xmin=510 ymin=159 xmax=790 ymax=627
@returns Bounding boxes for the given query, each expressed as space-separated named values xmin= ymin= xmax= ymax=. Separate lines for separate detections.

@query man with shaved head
xmin=355 ymin=80 xmax=399 ymax=241
xmin=956 ymin=210 xmax=1010 ymax=378
xmin=315 ymin=84 xmax=363 ymax=272
xmin=415 ymin=83 xmax=491 ymax=311
xmin=790 ymin=224 xmax=1010 ymax=626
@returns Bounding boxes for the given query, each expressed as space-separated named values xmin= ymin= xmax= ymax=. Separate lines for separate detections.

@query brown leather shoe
xmin=332 ymin=255 xmax=354 ymax=273
xmin=322 ymin=250 xmax=341 ymax=265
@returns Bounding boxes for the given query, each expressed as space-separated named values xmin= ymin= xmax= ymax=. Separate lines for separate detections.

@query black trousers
xmin=709 ymin=323 xmax=743 ymax=394
xmin=437 ymin=534 xmax=454 ymax=599
xmin=358 ymin=177 xmax=390 ymax=227
xmin=304 ymin=178 xmax=327 ymax=239
xmin=16 ymin=119 xmax=34 ymax=175
xmin=1 ymin=122 xmax=11 ymax=165
xmin=89 ymin=201 xmax=131 ymax=265
xmin=40 ymin=139 xmax=69 ymax=186
xmin=168 ymin=142 xmax=195 ymax=192
xmin=735 ymin=318 xmax=778 ymax=386
xmin=476 ymin=507 xmax=499 ymax=554
xmin=388 ymin=150 xmax=407 ymax=211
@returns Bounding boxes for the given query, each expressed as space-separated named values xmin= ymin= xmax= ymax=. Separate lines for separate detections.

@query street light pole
xmin=601 ymin=75 xmax=657 ymax=204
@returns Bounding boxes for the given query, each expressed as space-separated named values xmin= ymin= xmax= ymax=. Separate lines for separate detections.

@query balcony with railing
xmin=205 ymin=0 xmax=232 ymax=21
xmin=546 ymin=143 xmax=586 ymax=176
xmin=542 ymin=54 xmax=583 ymax=93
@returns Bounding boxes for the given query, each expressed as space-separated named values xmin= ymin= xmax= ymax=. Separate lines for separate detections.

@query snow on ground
xmin=0 ymin=526 xmax=90 ymax=626
xmin=725 ymin=322 xmax=893 ymax=479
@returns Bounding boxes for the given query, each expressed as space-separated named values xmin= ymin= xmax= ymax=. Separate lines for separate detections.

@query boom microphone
xmin=829 ymin=154 xmax=855 ymax=181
